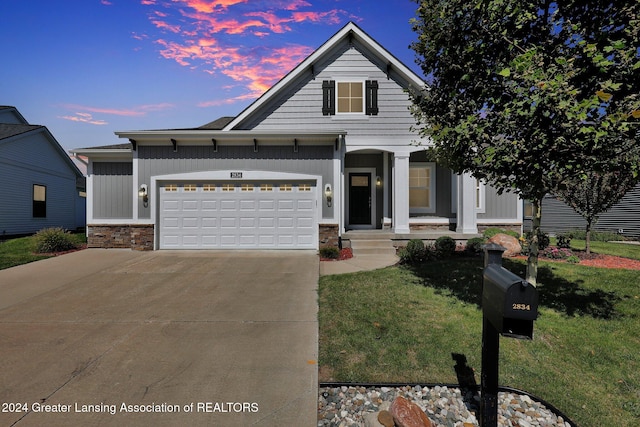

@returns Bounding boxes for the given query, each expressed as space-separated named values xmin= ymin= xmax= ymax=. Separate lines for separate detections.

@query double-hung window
xmin=33 ymin=184 xmax=46 ymax=218
xmin=409 ymin=163 xmax=436 ymax=214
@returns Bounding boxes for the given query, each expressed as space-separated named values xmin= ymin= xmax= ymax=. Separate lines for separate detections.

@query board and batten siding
xmin=525 ymin=186 xmax=640 ymax=238
xmin=92 ymin=162 xmax=133 ymax=219
xmin=136 ymin=145 xmax=335 ymax=220
xmin=235 ymin=38 xmax=419 ymax=141
xmin=478 ymin=187 xmax=519 ymax=220
xmin=0 ymin=130 xmax=79 ymax=234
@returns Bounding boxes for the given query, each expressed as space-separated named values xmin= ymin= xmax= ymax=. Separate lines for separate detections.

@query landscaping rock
xmin=390 ymin=396 xmax=432 ymax=427
xmin=488 ymin=233 xmax=522 ymax=257
xmin=378 ymin=410 xmax=395 ymax=427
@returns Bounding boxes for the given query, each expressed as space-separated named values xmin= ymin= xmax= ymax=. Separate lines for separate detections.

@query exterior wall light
xmin=324 ymin=183 xmax=333 ymax=207
xmin=139 ymin=184 xmax=149 ymax=207
xmin=376 ymin=176 xmax=382 ymax=187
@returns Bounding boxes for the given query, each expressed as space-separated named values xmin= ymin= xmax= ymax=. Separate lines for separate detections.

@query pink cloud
xmin=61 ymin=103 xmax=175 ymax=118
xmin=292 ymin=10 xmax=344 ymax=24
xmin=151 ymin=20 xmax=182 ymax=33
xmin=59 ymin=113 xmax=108 ymax=125
xmin=181 ymin=0 xmax=249 ymax=13
xmin=140 ymin=0 xmax=351 ymax=102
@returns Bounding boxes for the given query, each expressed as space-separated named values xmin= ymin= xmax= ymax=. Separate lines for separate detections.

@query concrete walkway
xmin=0 ymin=249 xmax=318 ymax=427
xmin=319 ymin=253 xmax=399 ymax=276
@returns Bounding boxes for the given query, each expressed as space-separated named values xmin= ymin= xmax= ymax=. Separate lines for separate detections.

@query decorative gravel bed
xmin=318 ymin=384 xmax=574 ymax=427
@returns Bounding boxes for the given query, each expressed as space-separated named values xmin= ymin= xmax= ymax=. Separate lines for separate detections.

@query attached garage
xmin=153 ymin=171 xmax=321 ymax=250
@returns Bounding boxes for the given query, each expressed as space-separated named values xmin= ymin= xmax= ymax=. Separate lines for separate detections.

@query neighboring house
xmin=0 ymin=106 xmax=86 ymax=237
xmin=523 ymin=187 xmax=640 ymax=239
xmin=71 ymin=22 xmax=522 ymax=251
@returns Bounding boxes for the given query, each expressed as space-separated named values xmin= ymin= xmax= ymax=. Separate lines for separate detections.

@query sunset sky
xmin=2 ymin=0 xmax=422 ymax=150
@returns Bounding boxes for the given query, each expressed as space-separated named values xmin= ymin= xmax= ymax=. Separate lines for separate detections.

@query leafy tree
xmin=556 ymin=169 xmax=638 ymax=254
xmin=409 ymin=0 xmax=640 ymax=284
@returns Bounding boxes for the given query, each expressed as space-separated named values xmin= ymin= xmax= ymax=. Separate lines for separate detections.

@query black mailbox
xmin=482 ymin=264 xmax=538 ymax=339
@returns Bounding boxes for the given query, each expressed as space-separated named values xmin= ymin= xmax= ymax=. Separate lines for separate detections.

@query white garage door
xmin=159 ymin=181 xmax=317 ymax=249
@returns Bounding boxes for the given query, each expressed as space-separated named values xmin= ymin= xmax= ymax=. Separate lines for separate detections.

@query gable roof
xmin=0 ymin=112 xmax=84 ymax=179
xmin=0 ymin=106 xmax=29 ymax=124
xmin=0 ymin=123 xmax=43 ymax=140
xmin=198 ymin=116 xmax=236 ymax=130
xmin=223 ymin=21 xmax=425 ymax=131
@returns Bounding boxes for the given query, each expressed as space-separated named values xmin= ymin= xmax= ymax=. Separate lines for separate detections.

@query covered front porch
xmin=341 ymin=149 xmax=481 ymax=236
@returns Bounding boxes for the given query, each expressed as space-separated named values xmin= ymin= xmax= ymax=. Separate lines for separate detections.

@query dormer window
xmin=323 ymin=80 xmax=378 ymax=116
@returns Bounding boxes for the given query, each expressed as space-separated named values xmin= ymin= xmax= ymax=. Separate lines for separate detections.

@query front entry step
xmin=348 ymin=239 xmax=397 ymax=256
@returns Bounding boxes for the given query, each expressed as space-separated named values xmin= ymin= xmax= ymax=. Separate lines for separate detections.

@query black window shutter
xmin=322 ymin=80 xmax=335 ymax=115
xmin=365 ymin=80 xmax=379 ymax=115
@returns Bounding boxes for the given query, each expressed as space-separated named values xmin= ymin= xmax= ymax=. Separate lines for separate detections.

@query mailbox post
xmin=480 ymin=244 xmax=538 ymax=427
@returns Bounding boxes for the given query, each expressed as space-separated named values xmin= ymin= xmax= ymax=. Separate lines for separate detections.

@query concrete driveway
xmin=0 ymin=249 xmax=319 ymax=427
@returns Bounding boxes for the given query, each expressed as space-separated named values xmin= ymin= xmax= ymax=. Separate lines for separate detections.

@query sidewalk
xmin=319 ymin=253 xmax=399 ymax=276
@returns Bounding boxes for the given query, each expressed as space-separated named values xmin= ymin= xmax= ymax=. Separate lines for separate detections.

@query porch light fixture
xmin=139 ymin=184 xmax=149 ymax=207
xmin=376 ymin=176 xmax=382 ymax=187
xmin=324 ymin=183 xmax=333 ymax=207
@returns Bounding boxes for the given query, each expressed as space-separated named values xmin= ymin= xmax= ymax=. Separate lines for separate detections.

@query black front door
xmin=349 ymin=173 xmax=371 ymax=225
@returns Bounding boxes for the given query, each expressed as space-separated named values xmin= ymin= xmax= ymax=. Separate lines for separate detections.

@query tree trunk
xmin=526 ymin=199 xmax=541 ymax=286
xmin=585 ymin=221 xmax=592 ymax=255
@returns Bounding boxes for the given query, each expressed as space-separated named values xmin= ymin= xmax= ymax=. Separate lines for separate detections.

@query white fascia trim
xmin=150 ymin=170 xmax=322 ymax=182
xmin=115 ymin=130 xmax=344 ymax=141
xmin=223 ymin=22 xmax=426 ymax=131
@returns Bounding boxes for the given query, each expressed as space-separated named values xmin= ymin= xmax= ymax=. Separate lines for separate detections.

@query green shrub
xmin=33 ymin=227 xmax=77 ymax=253
xmin=435 ymin=235 xmax=456 ymax=258
xmin=565 ymin=229 xmax=624 ymax=242
xmin=566 ymin=255 xmax=580 ymax=264
xmin=525 ymin=230 xmax=550 ymax=251
xmin=406 ymin=239 xmax=426 ymax=264
xmin=465 ymin=237 xmax=486 ymax=255
xmin=482 ymin=227 xmax=503 ymax=239
xmin=319 ymin=246 xmax=340 ymax=259
xmin=556 ymin=233 xmax=572 ymax=249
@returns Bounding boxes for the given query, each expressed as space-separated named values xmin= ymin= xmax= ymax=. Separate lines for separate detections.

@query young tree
xmin=409 ymin=0 xmax=639 ymax=284
xmin=556 ymin=169 xmax=638 ymax=254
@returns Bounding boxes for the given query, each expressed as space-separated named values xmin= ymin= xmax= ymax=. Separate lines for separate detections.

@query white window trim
xmin=409 ymin=162 xmax=436 ymax=214
xmin=476 ymin=178 xmax=486 ymax=213
xmin=451 ymin=175 xmax=486 ymax=214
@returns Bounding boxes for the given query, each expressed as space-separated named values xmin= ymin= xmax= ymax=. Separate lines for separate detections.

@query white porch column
xmin=393 ymin=153 xmax=411 ymax=234
xmin=456 ymin=172 xmax=478 ymax=234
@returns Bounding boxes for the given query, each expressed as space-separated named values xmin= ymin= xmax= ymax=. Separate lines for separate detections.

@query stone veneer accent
xmin=409 ymin=223 xmax=452 ymax=232
xmin=88 ymin=224 xmax=154 ymax=251
xmin=319 ymin=224 xmax=339 ymax=248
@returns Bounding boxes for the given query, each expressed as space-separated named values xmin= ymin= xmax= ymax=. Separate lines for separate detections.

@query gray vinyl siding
xmin=478 ymin=186 xmax=519 ymax=220
xmin=524 ymin=187 xmax=640 ymax=238
xmin=92 ymin=162 xmax=133 ymax=219
xmin=235 ymin=38 xmax=419 ymax=140
xmin=0 ymin=131 xmax=80 ymax=234
xmin=137 ymin=145 xmax=335 ymax=219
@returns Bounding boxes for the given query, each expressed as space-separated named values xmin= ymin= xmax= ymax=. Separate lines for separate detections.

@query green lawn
xmin=0 ymin=233 xmax=86 ymax=270
xmin=319 ymin=249 xmax=640 ymax=427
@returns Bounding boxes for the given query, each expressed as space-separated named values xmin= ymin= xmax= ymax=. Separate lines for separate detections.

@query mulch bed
xmin=320 ymin=248 xmax=353 ymax=261
xmin=576 ymin=253 xmax=640 ymax=270
xmin=518 ymin=250 xmax=640 ymax=270
xmin=35 ymin=244 xmax=87 ymax=257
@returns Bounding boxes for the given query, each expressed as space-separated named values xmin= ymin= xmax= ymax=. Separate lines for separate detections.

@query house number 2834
xmin=512 ymin=304 xmax=531 ymax=311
